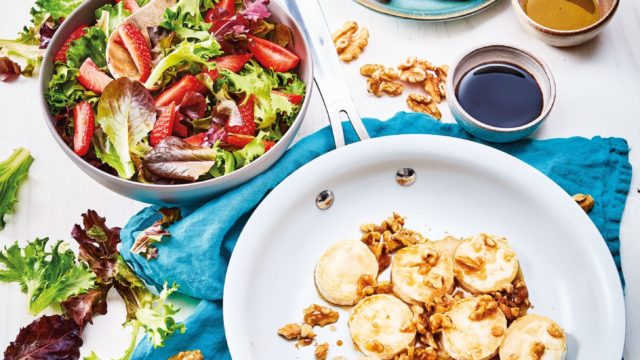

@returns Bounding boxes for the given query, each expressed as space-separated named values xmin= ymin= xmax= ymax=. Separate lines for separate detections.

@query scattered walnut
xmin=368 ymin=77 xmax=404 ymax=97
xmin=428 ymin=313 xmax=453 ymax=332
xmin=398 ymin=57 xmax=429 ymax=83
xmin=331 ymin=21 xmax=357 ymax=53
xmin=332 ymin=21 xmax=369 ymax=62
xmin=361 ymin=213 xmax=414 ymax=271
xmin=572 ymin=193 xmax=595 ymax=213
xmin=371 ymin=66 xmax=400 ymax=82
xmin=531 ymin=341 xmax=546 ymax=359
xmin=394 ymin=345 xmax=438 ymax=360
xmin=364 ymin=340 xmax=385 ymax=353
xmin=423 ymin=73 xmax=446 ymax=103
xmin=469 ymin=295 xmax=499 ymax=321
xmin=491 ymin=325 xmax=505 ymax=337
xmin=278 ymin=323 xmax=301 ymax=340
xmin=493 ymin=280 xmax=530 ymax=321
xmin=423 ymin=273 xmax=444 ymax=290
xmin=406 ymin=93 xmax=442 ymax=120
xmin=454 ymin=255 xmax=484 ymax=272
xmin=357 ymin=274 xmax=377 ymax=298
xmin=547 ymin=323 xmax=565 ymax=338
xmin=360 ymin=64 xmax=383 ymax=76
xmin=304 ymin=304 xmax=339 ymax=327
xmin=298 ymin=324 xmax=317 ymax=346
xmin=375 ymin=280 xmax=394 ymax=294
xmin=435 ymin=65 xmax=449 ymax=82
xmin=482 ymin=234 xmax=497 ymax=247
xmin=315 ymin=343 xmax=329 ymax=360
xmin=169 ymin=350 xmax=204 ymax=360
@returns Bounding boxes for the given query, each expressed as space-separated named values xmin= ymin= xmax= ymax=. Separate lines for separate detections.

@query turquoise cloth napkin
xmin=120 ymin=112 xmax=632 ymax=359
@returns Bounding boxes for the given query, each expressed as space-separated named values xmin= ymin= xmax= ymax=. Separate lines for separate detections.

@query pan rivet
xmin=396 ymin=168 xmax=416 ymax=186
xmin=316 ymin=190 xmax=334 ymax=210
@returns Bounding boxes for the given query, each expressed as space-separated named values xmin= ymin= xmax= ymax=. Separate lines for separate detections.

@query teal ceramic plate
xmin=355 ymin=0 xmax=499 ymax=21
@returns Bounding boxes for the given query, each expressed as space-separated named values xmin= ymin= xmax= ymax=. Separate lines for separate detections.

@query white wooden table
xmin=1 ymin=0 xmax=638 ymax=358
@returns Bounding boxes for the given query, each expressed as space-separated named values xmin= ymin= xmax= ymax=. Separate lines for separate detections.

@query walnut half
xmin=332 ymin=21 xmax=369 ymax=62
xmin=406 ymin=93 xmax=442 ymax=120
xmin=303 ymin=304 xmax=339 ymax=327
xmin=572 ymin=193 xmax=595 ymax=213
xmin=169 ymin=350 xmax=204 ymax=360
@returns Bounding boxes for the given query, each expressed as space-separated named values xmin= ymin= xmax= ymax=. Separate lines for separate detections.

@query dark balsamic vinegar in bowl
xmin=455 ymin=63 xmax=543 ymax=128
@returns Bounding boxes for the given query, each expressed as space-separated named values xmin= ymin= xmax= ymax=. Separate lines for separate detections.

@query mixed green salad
xmin=45 ymin=0 xmax=306 ymax=184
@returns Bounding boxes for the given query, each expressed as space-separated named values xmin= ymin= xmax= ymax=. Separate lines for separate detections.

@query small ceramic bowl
xmin=446 ymin=45 xmax=556 ymax=143
xmin=511 ymin=0 xmax=619 ymax=47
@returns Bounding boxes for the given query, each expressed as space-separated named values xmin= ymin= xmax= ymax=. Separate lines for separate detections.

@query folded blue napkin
xmin=120 ymin=112 xmax=632 ymax=359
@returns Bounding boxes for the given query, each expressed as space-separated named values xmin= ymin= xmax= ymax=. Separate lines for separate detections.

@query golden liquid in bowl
xmin=524 ymin=0 xmax=601 ymax=31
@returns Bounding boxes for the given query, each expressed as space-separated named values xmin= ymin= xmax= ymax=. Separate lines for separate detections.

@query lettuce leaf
xmin=233 ymin=133 xmax=265 ymax=168
xmin=130 ymin=208 xmax=182 ymax=260
xmin=142 ymin=136 xmax=219 ymax=181
xmin=95 ymin=2 xmax=131 ymax=37
xmin=94 ymin=78 xmax=157 ymax=179
xmin=144 ymin=39 xmax=221 ymax=88
xmin=66 ymin=27 xmax=108 ymax=69
xmin=222 ymin=61 xmax=300 ymax=129
xmin=46 ymin=64 xmax=99 ymax=114
xmin=0 ymin=0 xmax=84 ymax=77
xmin=4 ymin=315 xmax=82 ymax=360
xmin=0 ymin=238 xmax=96 ymax=315
xmin=0 ymin=148 xmax=33 ymax=230
xmin=161 ymin=0 xmax=208 ymax=32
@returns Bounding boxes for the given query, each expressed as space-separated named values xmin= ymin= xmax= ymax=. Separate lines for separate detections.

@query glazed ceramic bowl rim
xmin=447 ymin=44 xmax=556 ymax=134
xmin=38 ymin=0 xmax=313 ymax=191
xmin=511 ymin=0 xmax=619 ymax=36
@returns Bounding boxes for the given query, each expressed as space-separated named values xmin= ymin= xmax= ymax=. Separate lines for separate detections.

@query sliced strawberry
xmin=118 ymin=23 xmax=152 ymax=82
xmin=226 ymin=134 xmax=275 ymax=152
xmin=155 ymin=75 xmax=208 ymax=106
xmin=272 ymin=90 xmax=303 ymax=105
xmin=184 ymin=132 xmax=207 ymax=146
xmin=215 ymin=54 xmax=253 ymax=73
xmin=203 ymin=68 xmax=219 ymax=82
xmin=73 ymin=101 xmax=95 ymax=156
xmin=247 ymin=35 xmax=300 ymax=73
xmin=54 ymin=25 xmax=87 ymax=63
xmin=150 ymin=102 xmax=177 ymax=147
xmin=78 ymin=58 xmax=114 ymax=94
xmin=225 ymin=95 xmax=256 ymax=136
xmin=116 ymin=0 xmax=141 ymax=13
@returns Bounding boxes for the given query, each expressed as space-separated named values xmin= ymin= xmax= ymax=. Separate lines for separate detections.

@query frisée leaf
xmin=0 ymin=148 xmax=33 ymax=230
xmin=0 ymin=238 xmax=96 ymax=315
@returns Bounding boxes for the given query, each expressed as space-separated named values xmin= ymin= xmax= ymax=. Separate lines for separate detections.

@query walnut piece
xmin=304 ymin=304 xmax=339 ymax=327
xmin=360 ymin=64 xmax=384 ymax=77
xmin=357 ymin=274 xmax=377 ymax=298
xmin=375 ymin=280 xmax=394 ymax=294
xmin=531 ymin=341 xmax=546 ymax=359
xmin=454 ymin=255 xmax=484 ymax=273
xmin=368 ymin=78 xmax=404 ymax=97
xmin=491 ymin=325 xmax=504 ymax=337
xmin=169 ymin=350 xmax=203 ymax=360
xmin=423 ymin=73 xmax=446 ymax=103
xmin=435 ymin=65 xmax=449 ymax=82
xmin=298 ymin=324 xmax=317 ymax=346
xmin=572 ymin=193 xmax=595 ymax=213
xmin=331 ymin=21 xmax=357 ymax=53
xmin=547 ymin=323 xmax=565 ymax=338
xmin=469 ymin=295 xmax=499 ymax=321
xmin=428 ymin=313 xmax=453 ymax=332
xmin=493 ymin=280 xmax=530 ymax=321
xmin=332 ymin=21 xmax=369 ymax=62
xmin=364 ymin=340 xmax=385 ymax=353
xmin=406 ymin=93 xmax=442 ymax=120
xmin=277 ymin=323 xmax=301 ymax=340
xmin=394 ymin=345 xmax=439 ymax=360
xmin=315 ymin=343 xmax=329 ymax=360
xmin=361 ymin=213 xmax=419 ymax=271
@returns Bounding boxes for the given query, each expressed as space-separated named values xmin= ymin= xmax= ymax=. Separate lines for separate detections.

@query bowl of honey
xmin=512 ymin=0 xmax=619 ymax=47
xmin=447 ymin=45 xmax=556 ymax=143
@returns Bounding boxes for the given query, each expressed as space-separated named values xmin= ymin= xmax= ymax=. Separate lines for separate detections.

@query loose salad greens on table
xmin=46 ymin=0 xmax=306 ymax=184
xmin=2 ymin=210 xmax=184 ymax=360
